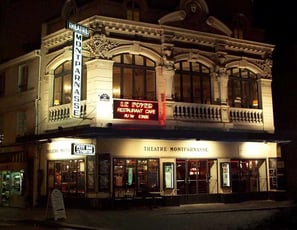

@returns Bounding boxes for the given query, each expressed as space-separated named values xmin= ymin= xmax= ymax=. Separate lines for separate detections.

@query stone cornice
xmin=42 ymin=15 xmax=274 ymax=79
xmin=42 ymin=16 xmax=273 ymax=56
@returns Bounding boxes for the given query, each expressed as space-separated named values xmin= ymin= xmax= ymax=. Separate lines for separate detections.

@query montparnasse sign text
xmin=67 ymin=21 xmax=89 ymax=118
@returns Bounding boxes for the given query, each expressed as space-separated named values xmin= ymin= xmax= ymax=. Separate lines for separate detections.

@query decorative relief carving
xmin=86 ymin=23 xmax=118 ymax=59
xmin=161 ymin=43 xmax=175 ymax=70
xmin=256 ymin=52 xmax=273 ymax=78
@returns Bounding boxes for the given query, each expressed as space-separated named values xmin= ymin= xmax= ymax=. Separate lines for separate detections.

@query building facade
xmin=0 ymin=51 xmax=41 ymax=207
xmin=0 ymin=0 xmax=286 ymax=208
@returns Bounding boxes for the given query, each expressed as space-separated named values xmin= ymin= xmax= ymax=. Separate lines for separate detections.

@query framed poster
xmin=220 ymin=162 xmax=231 ymax=188
xmin=98 ymin=153 xmax=110 ymax=191
xmin=163 ymin=162 xmax=174 ymax=189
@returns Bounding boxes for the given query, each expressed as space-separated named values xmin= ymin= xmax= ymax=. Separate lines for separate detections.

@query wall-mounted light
xmin=54 ymin=99 xmax=60 ymax=106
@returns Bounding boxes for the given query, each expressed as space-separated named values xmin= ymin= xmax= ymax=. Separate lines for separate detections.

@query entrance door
xmin=230 ymin=159 xmax=265 ymax=193
xmin=176 ymin=159 xmax=212 ymax=195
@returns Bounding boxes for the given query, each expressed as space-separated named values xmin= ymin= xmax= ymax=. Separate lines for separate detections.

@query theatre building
xmin=6 ymin=0 xmax=286 ymax=207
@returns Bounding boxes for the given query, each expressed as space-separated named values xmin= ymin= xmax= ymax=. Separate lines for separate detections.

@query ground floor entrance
xmin=39 ymin=138 xmax=286 ymax=208
xmin=176 ymin=159 xmax=216 ymax=195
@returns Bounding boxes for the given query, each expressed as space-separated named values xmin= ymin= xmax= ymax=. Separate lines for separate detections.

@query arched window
xmin=53 ymin=59 xmax=88 ymax=106
xmin=112 ymin=53 xmax=156 ymax=100
xmin=174 ymin=61 xmax=211 ymax=104
xmin=227 ymin=68 xmax=259 ymax=109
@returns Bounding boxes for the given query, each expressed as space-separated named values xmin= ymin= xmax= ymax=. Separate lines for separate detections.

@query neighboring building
xmin=1 ymin=0 xmax=287 ymax=208
xmin=0 ymin=51 xmax=41 ymax=207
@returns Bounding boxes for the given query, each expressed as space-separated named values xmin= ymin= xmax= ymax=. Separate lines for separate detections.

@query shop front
xmin=40 ymin=138 xmax=96 ymax=207
xmin=40 ymin=137 xmax=284 ymax=208
xmin=0 ymin=151 xmax=27 ymax=207
xmin=97 ymin=138 xmax=282 ymax=205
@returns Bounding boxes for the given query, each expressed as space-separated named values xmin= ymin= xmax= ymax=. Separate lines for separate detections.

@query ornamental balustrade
xmin=229 ymin=107 xmax=263 ymax=123
xmin=48 ymin=101 xmax=87 ymax=121
xmin=47 ymin=100 xmax=263 ymax=127
xmin=172 ymin=102 xmax=222 ymax=122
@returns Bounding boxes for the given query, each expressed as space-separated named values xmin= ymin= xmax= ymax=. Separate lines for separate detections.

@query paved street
xmin=0 ymin=200 xmax=296 ymax=230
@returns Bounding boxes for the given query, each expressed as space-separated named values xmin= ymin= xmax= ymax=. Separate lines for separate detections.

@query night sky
xmin=253 ymin=1 xmax=297 ymax=134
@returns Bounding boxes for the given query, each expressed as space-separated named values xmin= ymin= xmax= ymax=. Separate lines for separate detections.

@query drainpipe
xmin=34 ymin=49 xmax=41 ymax=135
xmin=33 ymin=49 xmax=42 ymax=207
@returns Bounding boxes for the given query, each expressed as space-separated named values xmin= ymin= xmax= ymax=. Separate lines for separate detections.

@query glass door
xmin=231 ymin=159 xmax=265 ymax=193
xmin=176 ymin=159 xmax=211 ymax=195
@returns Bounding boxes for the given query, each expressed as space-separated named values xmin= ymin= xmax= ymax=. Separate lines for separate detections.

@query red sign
xmin=113 ymin=99 xmax=158 ymax=120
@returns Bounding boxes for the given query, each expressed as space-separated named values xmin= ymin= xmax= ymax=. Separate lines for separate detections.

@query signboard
xmin=66 ymin=21 xmax=89 ymax=118
xmin=71 ymin=143 xmax=95 ymax=155
xmin=51 ymin=189 xmax=66 ymax=221
xmin=113 ymin=99 xmax=158 ymax=120
xmin=67 ymin=21 xmax=90 ymax=37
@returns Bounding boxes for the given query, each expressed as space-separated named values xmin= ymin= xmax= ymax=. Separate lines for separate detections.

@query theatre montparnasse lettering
xmin=66 ymin=21 xmax=89 ymax=118
xmin=113 ymin=99 xmax=158 ymax=120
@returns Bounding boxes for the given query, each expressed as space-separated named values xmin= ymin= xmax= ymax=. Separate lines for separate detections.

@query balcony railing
xmin=48 ymin=101 xmax=87 ymax=121
xmin=47 ymin=101 xmax=263 ymax=130
xmin=229 ymin=107 xmax=263 ymax=123
xmin=172 ymin=102 xmax=222 ymax=122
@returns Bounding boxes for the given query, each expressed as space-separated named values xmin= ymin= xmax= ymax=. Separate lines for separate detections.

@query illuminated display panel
xmin=113 ymin=99 xmax=158 ymax=120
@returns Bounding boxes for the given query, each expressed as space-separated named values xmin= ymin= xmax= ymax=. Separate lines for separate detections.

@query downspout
xmin=34 ymin=49 xmax=41 ymax=136
xmin=34 ymin=49 xmax=42 ymax=207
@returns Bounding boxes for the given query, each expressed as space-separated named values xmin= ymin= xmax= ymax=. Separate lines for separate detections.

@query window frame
xmin=18 ymin=64 xmax=29 ymax=92
xmin=112 ymin=54 xmax=156 ymax=101
xmin=53 ymin=59 xmax=88 ymax=106
xmin=174 ymin=61 xmax=211 ymax=104
xmin=0 ymin=72 xmax=5 ymax=97
xmin=227 ymin=67 xmax=260 ymax=109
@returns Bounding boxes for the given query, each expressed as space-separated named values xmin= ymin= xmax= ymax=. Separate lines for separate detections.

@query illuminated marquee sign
xmin=67 ymin=21 xmax=89 ymax=118
xmin=113 ymin=99 xmax=158 ymax=120
xmin=71 ymin=143 xmax=95 ymax=155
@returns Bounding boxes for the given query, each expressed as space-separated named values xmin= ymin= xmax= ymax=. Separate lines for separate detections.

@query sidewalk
xmin=0 ymin=199 xmax=296 ymax=229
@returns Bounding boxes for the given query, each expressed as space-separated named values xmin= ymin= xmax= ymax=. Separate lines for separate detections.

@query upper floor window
xmin=174 ymin=61 xmax=211 ymax=104
xmin=113 ymin=54 xmax=156 ymax=100
xmin=0 ymin=72 xmax=5 ymax=97
xmin=16 ymin=111 xmax=26 ymax=136
xmin=232 ymin=14 xmax=248 ymax=39
xmin=18 ymin=64 xmax=29 ymax=92
xmin=0 ymin=114 xmax=3 ymax=145
xmin=126 ymin=1 xmax=140 ymax=21
xmin=227 ymin=68 xmax=259 ymax=109
xmin=53 ymin=60 xmax=88 ymax=106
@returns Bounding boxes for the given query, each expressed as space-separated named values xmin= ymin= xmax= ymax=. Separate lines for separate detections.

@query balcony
xmin=47 ymin=100 xmax=264 ymax=132
xmin=48 ymin=101 xmax=87 ymax=121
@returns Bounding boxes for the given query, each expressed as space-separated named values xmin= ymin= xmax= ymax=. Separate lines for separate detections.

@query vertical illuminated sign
xmin=67 ymin=21 xmax=89 ymax=118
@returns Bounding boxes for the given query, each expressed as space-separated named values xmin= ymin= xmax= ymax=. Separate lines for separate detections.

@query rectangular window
xmin=53 ymin=77 xmax=62 ymax=105
xmin=48 ymin=159 xmax=86 ymax=196
xmin=269 ymin=158 xmax=285 ymax=190
xmin=16 ymin=111 xmax=27 ymax=136
xmin=113 ymin=158 xmax=159 ymax=198
xmin=0 ymin=114 xmax=3 ymax=144
xmin=146 ymin=70 xmax=156 ymax=100
xmin=193 ymin=76 xmax=201 ymax=103
xmin=182 ymin=74 xmax=191 ymax=102
xmin=123 ymin=69 xmax=133 ymax=99
xmin=113 ymin=67 xmax=121 ymax=98
xmin=18 ymin=65 xmax=29 ymax=92
xmin=63 ymin=74 xmax=71 ymax=104
xmin=0 ymin=72 xmax=5 ymax=97
xmin=134 ymin=69 xmax=144 ymax=99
